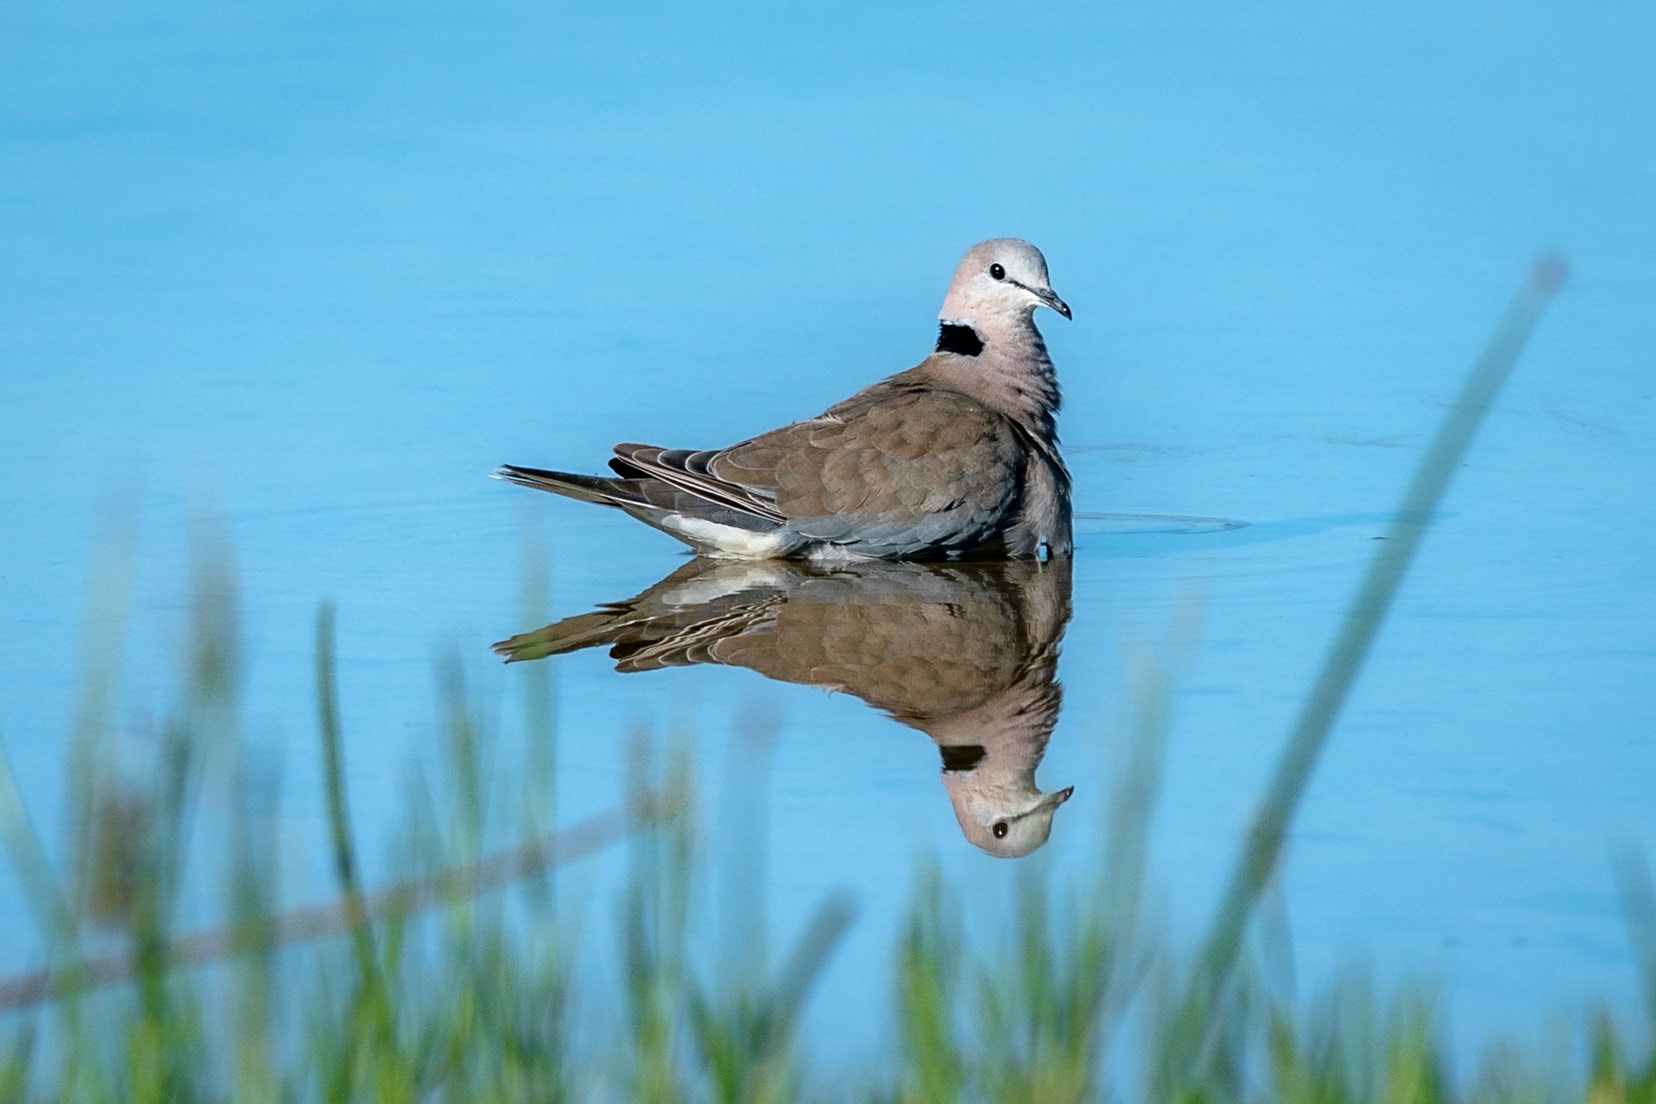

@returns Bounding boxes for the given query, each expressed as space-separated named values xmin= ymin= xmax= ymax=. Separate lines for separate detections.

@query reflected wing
xmin=493 ymin=557 xmax=1071 ymax=723
xmin=491 ymin=559 xmax=797 ymax=669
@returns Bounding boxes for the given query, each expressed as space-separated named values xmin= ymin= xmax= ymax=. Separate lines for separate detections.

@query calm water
xmin=3 ymin=0 xmax=1654 ymax=1059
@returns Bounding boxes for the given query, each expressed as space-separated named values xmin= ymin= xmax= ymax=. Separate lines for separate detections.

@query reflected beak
xmin=1044 ymin=785 xmax=1075 ymax=809
xmin=1038 ymin=288 xmax=1073 ymax=320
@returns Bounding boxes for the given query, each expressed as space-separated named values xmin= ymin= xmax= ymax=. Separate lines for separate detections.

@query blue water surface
xmin=2 ymin=0 xmax=1654 ymax=1067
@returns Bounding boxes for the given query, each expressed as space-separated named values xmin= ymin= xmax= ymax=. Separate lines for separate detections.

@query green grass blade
xmin=315 ymin=603 xmax=376 ymax=987
xmin=0 ymin=737 xmax=79 ymax=970
xmin=1179 ymin=258 xmax=1568 ymax=1067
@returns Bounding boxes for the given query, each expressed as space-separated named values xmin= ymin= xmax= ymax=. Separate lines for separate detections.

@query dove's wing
xmin=612 ymin=379 xmax=1023 ymax=557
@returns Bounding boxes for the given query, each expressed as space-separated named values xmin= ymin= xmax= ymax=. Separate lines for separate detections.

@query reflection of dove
xmin=494 ymin=239 xmax=1072 ymax=561
xmin=495 ymin=557 xmax=1074 ymax=858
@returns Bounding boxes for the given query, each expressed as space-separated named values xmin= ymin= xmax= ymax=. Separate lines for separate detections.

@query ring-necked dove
xmin=493 ymin=557 xmax=1075 ymax=858
xmin=495 ymin=239 xmax=1073 ymax=561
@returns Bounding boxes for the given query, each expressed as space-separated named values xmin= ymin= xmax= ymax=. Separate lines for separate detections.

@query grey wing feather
xmin=492 ymin=464 xmax=779 ymax=534
xmin=610 ymin=443 xmax=787 ymax=523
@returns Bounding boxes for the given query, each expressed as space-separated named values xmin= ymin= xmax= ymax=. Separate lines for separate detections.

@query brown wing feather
xmin=711 ymin=385 xmax=1020 ymax=526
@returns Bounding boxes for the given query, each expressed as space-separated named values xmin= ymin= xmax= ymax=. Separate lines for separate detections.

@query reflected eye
xmin=992 ymin=821 xmax=1009 ymax=839
xmin=989 ymin=263 xmax=1006 ymax=281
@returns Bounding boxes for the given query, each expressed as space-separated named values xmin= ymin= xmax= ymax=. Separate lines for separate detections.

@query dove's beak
xmin=1038 ymin=288 xmax=1073 ymax=320
xmin=1043 ymin=785 xmax=1075 ymax=809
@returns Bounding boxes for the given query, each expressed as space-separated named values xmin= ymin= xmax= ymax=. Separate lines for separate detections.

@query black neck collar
xmin=936 ymin=322 xmax=984 ymax=357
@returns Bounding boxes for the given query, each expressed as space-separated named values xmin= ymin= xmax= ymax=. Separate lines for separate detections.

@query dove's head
xmin=938 ymin=238 xmax=1071 ymax=331
xmin=940 ymin=747 xmax=1075 ymax=859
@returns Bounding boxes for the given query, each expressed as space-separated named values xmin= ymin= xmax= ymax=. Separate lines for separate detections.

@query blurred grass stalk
xmin=0 ymin=665 xmax=652 ymax=1013
xmin=1161 ymin=258 xmax=1570 ymax=1086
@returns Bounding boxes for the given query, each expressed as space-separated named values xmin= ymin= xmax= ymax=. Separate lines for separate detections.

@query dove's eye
xmin=989 ymin=263 xmax=1006 ymax=281
xmin=992 ymin=821 xmax=1009 ymax=839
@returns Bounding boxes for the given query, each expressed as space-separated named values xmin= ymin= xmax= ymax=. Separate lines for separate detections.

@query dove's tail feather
xmin=493 ymin=462 xmax=793 ymax=558
xmin=491 ymin=464 xmax=643 ymax=507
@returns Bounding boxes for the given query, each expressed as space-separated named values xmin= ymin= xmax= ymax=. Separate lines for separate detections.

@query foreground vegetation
xmin=4 ymin=261 xmax=1652 ymax=1102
